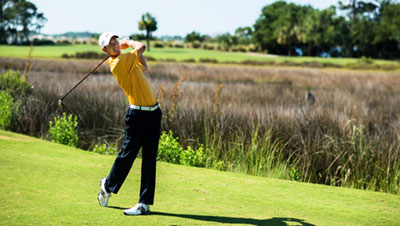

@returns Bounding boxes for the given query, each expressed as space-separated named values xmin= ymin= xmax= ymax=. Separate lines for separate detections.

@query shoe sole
xmin=123 ymin=211 xmax=150 ymax=216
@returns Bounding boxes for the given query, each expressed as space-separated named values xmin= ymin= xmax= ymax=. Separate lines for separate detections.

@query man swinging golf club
xmin=97 ymin=31 xmax=162 ymax=215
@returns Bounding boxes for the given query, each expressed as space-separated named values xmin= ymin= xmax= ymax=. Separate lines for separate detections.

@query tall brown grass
xmin=2 ymin=58 xmax=400 ymax=194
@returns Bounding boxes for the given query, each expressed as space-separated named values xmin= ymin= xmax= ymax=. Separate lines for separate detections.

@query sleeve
xmin=132 ymin=49 xmax=140 ymax=67
xmin=137 ymin=62 xmax=144 ymax=71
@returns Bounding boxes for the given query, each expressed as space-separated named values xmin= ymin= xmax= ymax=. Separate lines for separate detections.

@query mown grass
xmin=0 ymin=44 xmax=398 ymax=67
xmin=0 ymin=129 xmax=399 ymax=226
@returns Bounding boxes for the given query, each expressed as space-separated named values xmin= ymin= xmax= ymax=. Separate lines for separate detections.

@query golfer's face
xmin=105 ymin=37 xmax=120 ymax=55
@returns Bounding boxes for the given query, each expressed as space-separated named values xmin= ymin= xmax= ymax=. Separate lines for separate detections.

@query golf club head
xmin=58 ymin=99 xmax=65 ymax=109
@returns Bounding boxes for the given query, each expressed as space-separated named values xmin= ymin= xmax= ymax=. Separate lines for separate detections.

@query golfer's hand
xmin=119 ymin=39 xmax=130 ymax=50
xmin=119 ymin=40 xmax=146 ymax=56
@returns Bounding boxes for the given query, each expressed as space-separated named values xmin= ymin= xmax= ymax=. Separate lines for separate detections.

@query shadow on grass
xmin=106 ymin=206 xmax=129 ymax=210
xmin=150 ymin=211 xmax=316 ymax=226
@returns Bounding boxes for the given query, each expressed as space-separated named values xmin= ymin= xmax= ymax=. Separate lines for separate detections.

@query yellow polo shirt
xmin=108 ymin=50 xmax=157 ymax=106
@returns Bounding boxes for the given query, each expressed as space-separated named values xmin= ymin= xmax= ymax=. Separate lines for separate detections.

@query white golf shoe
xmin=98 ymin=178 xmax=111 ymax=207
xmin=123 ymin=203 xmax=150 ymax=215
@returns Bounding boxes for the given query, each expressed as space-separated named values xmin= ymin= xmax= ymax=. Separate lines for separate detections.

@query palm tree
xmin=138 ymin=13 xmax=157 ymax=52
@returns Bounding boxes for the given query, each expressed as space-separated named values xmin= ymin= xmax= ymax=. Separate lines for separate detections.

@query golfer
xmin=97 ymin=31 xmax=162 ymax=215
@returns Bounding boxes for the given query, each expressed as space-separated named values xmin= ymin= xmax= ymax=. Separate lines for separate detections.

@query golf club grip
xmin=60 ymin=56 xmax=109 ymax=101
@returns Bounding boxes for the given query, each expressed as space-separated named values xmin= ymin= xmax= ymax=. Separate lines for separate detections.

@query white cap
xmin=98 ymin=31 xmax=119 ymax=48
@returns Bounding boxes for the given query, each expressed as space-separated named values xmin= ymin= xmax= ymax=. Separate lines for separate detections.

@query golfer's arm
xmin=139 ymin=54 xmax=148 ymax=71
xmin=128 ymin=40 xmax=147 ymax=71
xmin=128 ymin=40 xmax=146 ymax=56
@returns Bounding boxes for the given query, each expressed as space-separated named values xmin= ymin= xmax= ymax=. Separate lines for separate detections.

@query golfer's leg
xmin=105 ymin=110 xmax=143 ymax=194
xmin=139 ymin=109 xmax=162 ymax=205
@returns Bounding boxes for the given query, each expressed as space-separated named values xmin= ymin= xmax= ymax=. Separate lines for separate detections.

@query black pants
xmin=105 ymin=107 xmax=162 ymax=205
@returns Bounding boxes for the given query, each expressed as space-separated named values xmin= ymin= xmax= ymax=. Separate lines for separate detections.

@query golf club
xmin=58 ymin=56 xmax=109 ymax=108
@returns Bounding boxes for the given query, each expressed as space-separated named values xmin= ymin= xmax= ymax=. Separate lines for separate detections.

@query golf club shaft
xmin=59 ymin=56 xmax=109 ymax=101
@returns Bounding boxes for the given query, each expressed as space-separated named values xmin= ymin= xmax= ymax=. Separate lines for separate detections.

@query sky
xmin=30 ymin=0 xmax=337 ymax=37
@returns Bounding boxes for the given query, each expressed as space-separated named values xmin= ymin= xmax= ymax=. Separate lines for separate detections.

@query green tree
xmin=378 ymin=2 xmax=400 ymax=43
xmin=138 ymin=12 xmax=157 ymax=52
xmin=1 ymin=0 xmax=46 ymax=44
xmin=373 ymin=2 xmax=400 ymax=58
xmin=129 ymin=33 xmax=148 ymax=41
xmin=4 ymin=0 xmax=18 ymax=44
xmin=253 ymin=1 xmax=311 ymax=55
xmin=0 ymin=0 xmax=9 ymax=44
xmin=277 ymin=3 xmax=311 ymax=56
xmin=18 ymin=0 xmax=46 ymax=43
xmin=253 ymin=1 xmax=285 ymax=54
xmin=216 ymin=33 xmax=238 ymax=51
xmin=250 ymin=0 xmax=400 ymax=58
xmin=339 ymin=0 xmax=378 ymax=20
xmin=352 ymin=17 xmax=377 ymax=57
xmin=338 ymin=0 xmax=379 ymax=57
xmin=337 ymin=0 xmax=400 ymax=58
xmin=234 ymin=26 xmax=252 ymax=45
xmin=333 ymin=16 xmax=352 ymax=57
xmin=302 ymin=7 xmax=337 ymax=56
xmin=184 ymin=31 xmax=205 ymax=43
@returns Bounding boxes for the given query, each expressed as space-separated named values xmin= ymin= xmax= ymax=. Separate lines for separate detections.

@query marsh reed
xmin=2 ymin=57 xmax=400 ymax=194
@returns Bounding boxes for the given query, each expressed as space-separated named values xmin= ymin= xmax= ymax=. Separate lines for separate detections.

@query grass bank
xmin=0 ymin=130 xmax=399 ymax=226
xmin=0 ymin=44 xmax=398 ymax=69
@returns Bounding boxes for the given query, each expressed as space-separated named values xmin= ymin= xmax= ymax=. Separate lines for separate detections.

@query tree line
xmin=1 ymin=0 xmax=399 ymax=59
xmin=251 ymin=0 xmax=400 ymax=59
xmin=181 ymin=1 xmax=400 ymax=59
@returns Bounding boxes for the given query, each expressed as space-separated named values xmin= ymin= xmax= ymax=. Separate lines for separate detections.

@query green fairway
xmin=0 ymin=130 xmax=399 ymax=226
xmin=0 ymin=44 xmax=397 ymax=66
